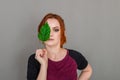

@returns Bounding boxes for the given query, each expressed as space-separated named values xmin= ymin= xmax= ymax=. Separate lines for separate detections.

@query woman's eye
xmin=54 ymin=29 xmax=59 ymax=32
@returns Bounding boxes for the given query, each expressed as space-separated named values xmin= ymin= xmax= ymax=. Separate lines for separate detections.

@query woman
xmin=27 ymin=13 xmax=92 ymax=80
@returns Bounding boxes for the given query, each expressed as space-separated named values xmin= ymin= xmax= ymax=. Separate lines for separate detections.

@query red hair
xmin=38 ymin=13 xmax=66 ymax=47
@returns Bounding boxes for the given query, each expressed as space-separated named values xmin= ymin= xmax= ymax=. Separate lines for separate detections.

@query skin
xmin=35 ymin=18 xmax=92 ymax=80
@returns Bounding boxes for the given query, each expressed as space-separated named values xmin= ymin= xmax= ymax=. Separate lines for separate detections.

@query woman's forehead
xmin=47 ymin=18 xmax=60 ymax=28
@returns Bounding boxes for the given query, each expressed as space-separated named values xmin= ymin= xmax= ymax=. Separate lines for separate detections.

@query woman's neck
xmin=45 ymin=45 xmax=62 ymax=54
xmin=45 ymin=45 xmax=66 ymax=60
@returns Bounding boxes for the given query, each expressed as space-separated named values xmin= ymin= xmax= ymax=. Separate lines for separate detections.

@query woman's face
xmin=44 ymin=18 xmax=61 ymax=47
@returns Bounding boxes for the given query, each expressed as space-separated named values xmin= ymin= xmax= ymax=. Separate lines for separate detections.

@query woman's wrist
xmin=41 ymin=63 xmax=48 ymax=69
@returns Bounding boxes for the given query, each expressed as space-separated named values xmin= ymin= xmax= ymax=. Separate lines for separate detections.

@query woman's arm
xmin=78 ymin=64 xmax=92 ymax=80
xmin=36 ymin=64 xmax=47 ymax=80
xmin=35 ymin=49 xmax=48 ymax=80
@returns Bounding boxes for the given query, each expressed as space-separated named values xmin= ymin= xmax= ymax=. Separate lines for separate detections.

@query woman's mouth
xmin=49 ymin=39 xmax=54 ymax=40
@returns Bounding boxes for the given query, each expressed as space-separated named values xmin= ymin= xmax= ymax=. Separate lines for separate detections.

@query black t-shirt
xmin=27 ymin=49 xmax=88 ymax=80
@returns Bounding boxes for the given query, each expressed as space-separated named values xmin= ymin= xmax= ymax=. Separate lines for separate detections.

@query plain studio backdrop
xmin=0 ymin=0 xmax=120 ymax=80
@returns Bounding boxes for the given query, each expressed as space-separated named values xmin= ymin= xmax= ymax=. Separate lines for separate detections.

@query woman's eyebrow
xmin=53 ymin=26 xmax=60 ymax=28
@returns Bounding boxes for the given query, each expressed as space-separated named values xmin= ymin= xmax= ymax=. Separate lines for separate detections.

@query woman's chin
xmin=44 ymin=42 xmax=54 ymax=46
xmin=45 ymin=42 xmax=60 ymax=47
xmin=44 ymin=40 xmax=60 ymax=47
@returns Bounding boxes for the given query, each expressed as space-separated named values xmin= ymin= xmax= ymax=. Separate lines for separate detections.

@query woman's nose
xmin=50 ymin=30 xmax=53 ymax=37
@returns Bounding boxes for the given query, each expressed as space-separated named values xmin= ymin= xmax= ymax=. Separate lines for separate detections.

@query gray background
xmin=0 ymin=0 xmax=120 ymax=80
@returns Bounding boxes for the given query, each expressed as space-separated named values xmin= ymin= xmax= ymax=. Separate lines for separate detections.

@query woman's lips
xmin=49 ymin=39 xmax=54 ymax=40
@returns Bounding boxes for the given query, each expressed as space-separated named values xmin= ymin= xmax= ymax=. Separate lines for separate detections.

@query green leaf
xmin=38 ymin=22 xmax=50 ymax=41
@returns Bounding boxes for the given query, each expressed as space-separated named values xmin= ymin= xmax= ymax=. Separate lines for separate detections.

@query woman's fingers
xmin=35 ymin=49 xmax=48 ymax=64
xmin=42 ymin=49 xmax=48 ymax=59
xmin=36 ymin=49 xmax=43 ymax=57
xmin=35 ymin=49 xmax=43 ymax=61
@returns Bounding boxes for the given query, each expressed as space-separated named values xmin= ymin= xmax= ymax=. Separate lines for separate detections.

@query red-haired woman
xmin=27 ymin=13 xmax=92 ymax=80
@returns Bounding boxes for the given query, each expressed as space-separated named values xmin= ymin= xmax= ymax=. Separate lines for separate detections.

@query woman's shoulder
xmin=28 ymin=53 xmax=35 ymax=60
xmin=67 ymin=49 xmax=82 ymax=55
xmin=27 ymin=53 xmax=40 ymax=68
xmin=67 ymin=48 xmax=88 ymax=70
xmin=28 ymin=53 xmax=39 ymax=65
xmin=67 ymin=48 xmax=86 ymax=59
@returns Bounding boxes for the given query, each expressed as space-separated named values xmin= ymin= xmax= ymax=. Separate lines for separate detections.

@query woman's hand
xmin=35 ymin=49 xmax=48 ymax=67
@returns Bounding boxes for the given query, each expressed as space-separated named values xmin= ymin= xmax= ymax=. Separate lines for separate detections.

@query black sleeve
xmin=27 ymin=54 xmax=41 ymax=80
xmin=69 ymin=49 xmax=88 ymax=70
